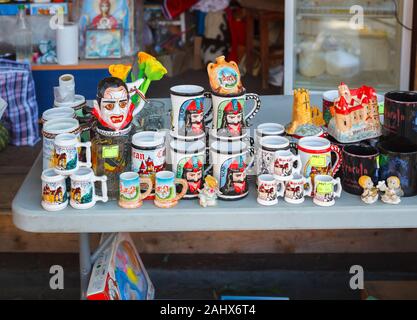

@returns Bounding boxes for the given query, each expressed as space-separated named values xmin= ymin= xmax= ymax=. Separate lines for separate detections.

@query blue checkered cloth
xmin=0 ymin=59 xmax=40 ymax=146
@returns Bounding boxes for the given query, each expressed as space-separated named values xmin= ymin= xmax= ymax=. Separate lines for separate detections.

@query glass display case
xmin=284 ymin=0 xmax=413 ymax=94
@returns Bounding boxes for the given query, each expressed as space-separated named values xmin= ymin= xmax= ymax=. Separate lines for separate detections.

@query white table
xmin=12 ymin=95 xmax=417 ymax=299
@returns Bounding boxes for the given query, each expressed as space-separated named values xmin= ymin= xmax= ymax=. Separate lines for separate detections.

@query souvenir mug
xmin=53 ymin=133 xmax=92 ymax=175
xmin=70 ymin=168 xmax=108 ymax=210
xmin=284 ymin=173 xmax=313 ymax=205
xmin=257 ymin=174 xmax=285 ymax=206
xmin=341 ymin=144 xmax=379 ymax=196
xmin=377 ymin=138 xmax=417 ymax=197
xmin=297 ymin=137 xmax=342 ymax=179
xmin=132 ymin=131 xmax=166 ymax=199
xmin=255 ymin=123 xmax=285 ymax=148
xmin=170 ymin=85 xmax=212 ymax=139
xmin=257 ymin=136 xmax=290 ymax=176
xmin=118 ymin=172 xmax=153 ymax=209
xmin=322 ymin=90 xmax=339 ymax=126
xmin=154 ymin=171 xmax=188 ymax=209
xmin=274 ymin=150 xmax=302 ymax=182
xmin=41 ymin=169 xmax=69 ymax=211
xmin=41 ymin=107 xmax=75 ymax=124
xmin=384 ymin=91 xmax=417 ymax=144
xmin=209 ymin=140 xmax=253 ymax=200
xmin=313 ymin=175 xmax=342 ymax=207
xmin=211 ymin=90 xmax=261 ymax=138
xmin=42 ymin=118 xmax=81 ymax=170
xmin=170 ymin=139 xmax=206 ymax=199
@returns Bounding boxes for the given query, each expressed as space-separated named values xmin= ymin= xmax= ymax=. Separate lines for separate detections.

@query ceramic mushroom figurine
xmin=358 ymin=176 xmax=379 ymax=204
xmin=198 ymin=176 xmax=220 ymax=208
xmin=378 ymin=176 xmax=404 ymax=205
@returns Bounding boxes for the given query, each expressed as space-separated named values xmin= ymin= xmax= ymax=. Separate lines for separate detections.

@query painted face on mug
xmin=100 ymin=86 xmax=129 ymax=129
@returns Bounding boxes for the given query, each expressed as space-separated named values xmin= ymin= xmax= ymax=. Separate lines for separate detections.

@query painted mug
xmin=54 ymin=133 xmax=91 ymax=175
xmin=284 ymin=174 xmax=312 ymax=205
xmin=211 ymin=90 xmax=261 ymax=138
xmin=297 ymin=137 xmax=342 ymax=179
xmin=70 ymin=168 xmax=108 ymax=210
xmin=41 ymin=107 xmax=75 ymax=124
xmin=170 ymin=85 xmax=212 ymax=139
xmin=322 ymin=90 xmax=339 ymax=126
xmin=313 ymin=175 xmax=342 ymax=207
xmin=170 ymin=139 xmax=206 ymax=199
xmin=41 ymin=169 xmax=69 ymax=211
xmin=341 ymin=144 xmax=379 ymax=196
xmin=118 ymin=172 xmax=153 ymax=209
xmin=154 ymin=171 xmax=188 ymax=208
xmin=42 ymin=118 xmax=81 ymax=170
xmin=255 ymin=123 xmax=285 ymax=148
xmin=209 ymin=140 xmax=253 ymax=200
xmin=257 ymin=174 xmax=285 ymax=206
xmin=274 ymin=150 xmax=302 ymax=182
xmin=257 ymin=136 xmax=290 ymax=176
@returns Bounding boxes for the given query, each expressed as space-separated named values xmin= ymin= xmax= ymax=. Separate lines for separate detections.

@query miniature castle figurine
xmin=378 ymin=176 xmax=404 ymax=205
xmin=328 ymin=83 xmax=381 ymax=143
xmin=358 ymin=175 xmax=379 ymax=204
xmin=198 ymin=176 xmax=220 ymax=208
xmin=286 ymin=89 xmax=315 ymax=135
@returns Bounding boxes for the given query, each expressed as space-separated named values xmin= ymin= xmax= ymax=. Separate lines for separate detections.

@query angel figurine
xmin=378 ymin=176 xmax=404 ymax=205
xmin=358 ymin=176 xmax=379 ymax=204
xmin=198 ymin=176 xmax=220 ymax=208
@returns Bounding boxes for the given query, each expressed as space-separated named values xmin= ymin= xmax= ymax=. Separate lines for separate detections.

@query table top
xmin=12 ymin=95 xmax=417 ymax=233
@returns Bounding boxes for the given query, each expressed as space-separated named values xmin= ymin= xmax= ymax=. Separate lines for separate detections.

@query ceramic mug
xmin=209 ymin=140 xmax=253 ymax=200
xmin=313 ymin=175 xmax=342 ymax=207
xmin=384 ymin=91 xmax=417 ymax=144
xmin=118 ymin=172 xmax=153 ymax=209
xmin=41 ymin=169 xmax=69 ymax=211
xmin=297 ymin=137 xmax=342 ymax=179
xmin=377 ymin=137 xmax=417 ymax=197
xmin=211 ymin=90 xmax=261 ymax=138
xmin=70 ymin=168 xmax=108 ymax=209
xmin=42 ymin=118 xmax=81 ymax=170
xmin=284 ymin=173 xmax=313 ymax=205
xmin=341 ymin=144 xmax=380 ymax=196
xmin=257 ymin=174 xmax=285 ymax=206
xmin=131 ymin=131 xmax=166 ymax=199
xmin=41 ymin=107 xmax=75 ymax=124
xmin=274 ymin=150 xmax=302 ymax=182
xmin=170 ymin=85 xmax=212 ymax=139
xmin=255 ymin=123 xmax=285 ymax=148
xmin=154 ymin=171 xmax=188 ymax=208
xmin=53 ymin=133 xmax=91 ymax=175
xmin=170 ymin=139 xmax=206 ymax=199
xmin=322 ymin=90 xmax=339 ymax=126
xmin=257 ymin=136 xmax=290 ymax=176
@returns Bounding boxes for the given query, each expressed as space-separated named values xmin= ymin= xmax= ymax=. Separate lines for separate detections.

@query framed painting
xmin=85 ymin=29 xmax=122 ymax=59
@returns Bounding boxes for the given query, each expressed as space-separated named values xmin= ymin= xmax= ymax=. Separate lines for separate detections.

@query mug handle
xmin=203 ymin=92 xmax=213 ymax=127
xmin=293 ymin=154 xmax=302 ymax=175
xmin=244 ymin=93 xmax=261 ymax=126
xmin=277 ymin=180 xmax=285 ymax=198
xmin=330 ymin=144 xmax=342 ymax=176
xmin=174 ymin=178 xmax=188 ymax=201
xmin=304 ymin=177 xmax=313 ymax=197
xmin=204 ymin=164 xmax=213 ymax=176
xmin=334 ymin=177 xmax=342 ymax=198
xmin=76 ymin=141 xmax=92 ymax=168
xmin=139 ymin=177 xmax=153 ymax=201
xmin=94 ymin=176 xmax=108 ymax=203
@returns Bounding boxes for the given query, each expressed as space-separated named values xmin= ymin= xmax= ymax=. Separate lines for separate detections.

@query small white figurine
xmin=378 ymin=176 xmax=404 ymax=205
xmin=198 ymin=176 xmax=220 ymax=208
xmin=358 ymin=176 xmax=379 ymax=204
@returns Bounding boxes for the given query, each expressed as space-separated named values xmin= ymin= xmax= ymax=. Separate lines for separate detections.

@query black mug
xmin=377 ymin=138 xmax=417 ymax=197
xmin=341 ymin=144 xmax=380 ymax=195
xmin=384 ymin=91 xmax=417 ymax=144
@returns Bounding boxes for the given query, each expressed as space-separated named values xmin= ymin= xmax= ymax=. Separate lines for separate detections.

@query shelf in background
xmin=31 ymin=58 xmax=134 ymax=71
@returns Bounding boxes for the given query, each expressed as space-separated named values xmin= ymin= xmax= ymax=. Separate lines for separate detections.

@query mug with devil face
xmin=93 ymin=77 xmax=135 ymax=132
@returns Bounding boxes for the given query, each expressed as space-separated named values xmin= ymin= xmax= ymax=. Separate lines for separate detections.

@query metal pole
xmin=79 ymin=233 xmax=91 ymax=300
